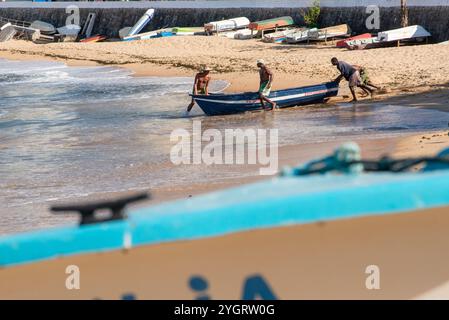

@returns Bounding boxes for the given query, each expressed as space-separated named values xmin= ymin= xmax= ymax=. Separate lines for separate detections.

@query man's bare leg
xmin=367 ymin=81 xmax=380 ymax=90
xmin=349 ymin=86 xmax=358 ymax=102
xmin=359 ymin=84 xmax=375 ymax=98
xmin=360 ymin=87 xmax=370 ymax=97
xmin=259 ymin=94 xmax=267 ymax=110
xmin=262 ymin=96 xmax=277 ymax=110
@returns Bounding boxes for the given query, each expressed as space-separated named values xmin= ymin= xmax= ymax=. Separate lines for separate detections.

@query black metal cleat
xmin=51 ymin=192 xmax=150 ymax=226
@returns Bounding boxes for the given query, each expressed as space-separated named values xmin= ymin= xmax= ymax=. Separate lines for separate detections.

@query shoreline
xmin=2 ymin=129 xmax=448 ymax=236
xmin=1 ymin=39 xmax=449 ymax=234
xmin=2 ymin=44 xmax=449 ymax=113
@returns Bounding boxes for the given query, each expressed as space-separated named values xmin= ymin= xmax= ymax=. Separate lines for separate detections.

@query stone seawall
xmin=0 ymin=6 xmax=448 ymax=41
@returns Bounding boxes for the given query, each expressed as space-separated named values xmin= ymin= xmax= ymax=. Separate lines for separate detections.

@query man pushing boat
xmin=257 ymin=59 xmax=277 ymax=110
xmin=331 ymin=57 xmax=375 ymax=102
xmin=186 ymin=66 xmax=211 ymax=113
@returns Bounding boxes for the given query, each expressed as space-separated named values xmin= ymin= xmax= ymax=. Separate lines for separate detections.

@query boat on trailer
xmin=1 ymin=144 xmax=448 ymax=299
xmin=191 ymin=81 xmax=339 ymax=116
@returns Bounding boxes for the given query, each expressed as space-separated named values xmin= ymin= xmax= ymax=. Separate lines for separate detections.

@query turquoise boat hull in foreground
xmin=1 ymin=147 xmax=449 ymax=299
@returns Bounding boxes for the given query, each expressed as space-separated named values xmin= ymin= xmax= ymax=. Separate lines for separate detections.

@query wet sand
xmin=13 ymin=130 xmax=445 ymax=236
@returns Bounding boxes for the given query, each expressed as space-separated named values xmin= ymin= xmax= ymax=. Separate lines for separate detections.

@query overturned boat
xmin=204 ymin=17 xmax=250 ymax=34
xmin=308 ymin=24 xmax=351 ymax=41
xmin=0 ymin=144 xmax=448 ymax=299
xmin=347 ymin=25 xmax=431 ymax=50
xmin=191 ymin=81 xmax=339 ymax=116
xmin=248 ymin=16 xmax=294 ymax=32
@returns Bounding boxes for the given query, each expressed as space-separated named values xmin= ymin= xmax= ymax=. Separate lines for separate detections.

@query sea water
xmin=0 ymin=59 xmax=447 ymax=234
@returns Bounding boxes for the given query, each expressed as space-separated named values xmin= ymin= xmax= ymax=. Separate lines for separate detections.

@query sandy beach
xmin=1 ymin=37 xmax=448 ymax=223
xmin=1 ymin=37 xmax=448 ymax=98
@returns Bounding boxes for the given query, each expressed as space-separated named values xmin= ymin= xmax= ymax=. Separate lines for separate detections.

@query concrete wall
xmin=1 ymin=4 xmax=448 ymax=41
xmin=2 ymin=1 xmax=449 ymax=9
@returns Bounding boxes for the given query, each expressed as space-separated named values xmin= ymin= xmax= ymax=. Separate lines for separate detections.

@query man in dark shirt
xmin=331 ymin=57 xmax=375 ymax=102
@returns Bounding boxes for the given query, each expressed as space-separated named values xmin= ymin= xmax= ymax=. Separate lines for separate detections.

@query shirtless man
xmin=331 ymin=57 xmax=375 ymax=102
xmin=353 ymin=65 xmax=380 ymax=97
xmin=186 ymin=67 xmax=211 ymax=113
xmin=257 ymin=59 xmax=277 ymax=110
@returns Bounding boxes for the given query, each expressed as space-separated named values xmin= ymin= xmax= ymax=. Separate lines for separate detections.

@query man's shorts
xmin=349 ymin=71 xmax=362 ymax=88
xmin=259 ymin=81 xmax=272 ymax=97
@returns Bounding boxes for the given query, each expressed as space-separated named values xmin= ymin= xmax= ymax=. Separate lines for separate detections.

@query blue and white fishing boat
xmin=1 ymin=144 xmax=449 ymax=299
xmin=191 ymin=81 xmax=339 ymax=116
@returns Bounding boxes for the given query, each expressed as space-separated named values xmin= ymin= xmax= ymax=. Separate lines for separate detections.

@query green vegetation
xmin=302 ymin=0 xmax=321 ymax=28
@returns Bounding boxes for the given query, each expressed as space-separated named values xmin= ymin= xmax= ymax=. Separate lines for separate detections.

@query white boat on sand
xmin=377 ymin=25 xmax=431 ymax=42
xmin=286 ymin=28 xmax=313 ymax=43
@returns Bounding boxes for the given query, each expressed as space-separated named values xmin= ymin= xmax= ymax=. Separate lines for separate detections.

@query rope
xmin=280 ymin=142 xmax=449 ymax=177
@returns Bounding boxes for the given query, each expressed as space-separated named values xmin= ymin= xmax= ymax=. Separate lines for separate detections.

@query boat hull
xmin=336 ymin=33 xmax=372 ymax=48
xmin=1 ymin=205 xmax=449 ymax=299
xmin=248 ymin=16 xmax=294 ymax=31
xmin=192 ymin=81 xmax=339 ymax=116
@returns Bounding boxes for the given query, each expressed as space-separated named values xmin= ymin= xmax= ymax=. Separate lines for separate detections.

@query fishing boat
xmin=29 ymin=20 xmax=55 ymax=35
xmin=233 ymin=28 xmax=256 ymax=39
xmin=123 ymin=28 xmax=173 ymax=41
xmin=80 ymin=13 xmax=96 ymax=39
xmin=79 ymin=35 xmax=107 ymax=43
xmin=285 ymin=28 xmax=313 ymax=43
xmin=336 ymin=33 xmax=372 ymax=48
xmin=204 ymin=17 xmax=250 ymax=34
xmin=347 ymin=25 xmax=431 ymax=50
xmin=0 ymin=25 xmax=16 ymax=42
xmin=248 ymin=16 xmax=294 ymax=31
xmin=308 ymin=24 xmax=351 ymax=41
xmin=56 ymin=24 xmax=81 ymax=38
xmin=1 ymin=144 xmax=448 ymax=299
xmin=191 ymin=81 xmax=339 ymax=116
xmin=377 ymin=25 xmax=431 ymax=42
xmin=262 ymin=28 xmax=301 ymax=43
xmin=128 ymin=9 xmax=155 ymax=36
xmin=346 ymin=36 xmax=380 ymax=50
xmin=172 ymin=27 xmax=206 ymax=36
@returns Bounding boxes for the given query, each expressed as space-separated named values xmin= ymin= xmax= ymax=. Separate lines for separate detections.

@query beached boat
xmin=262 ymin=28 xmax=300 ymax=43
xmin=347 ymin=25 xmax=431 ymax=50
xmin=248 ymin=16 xmax=294 ymax=31
xmin=308 ymin=24 xmax=351 ymax=41
xmin=128 ymin=9 xmax=155 ymax=37
xmin=29 ymin=20 xmax=55 ymax=34
xmin=1 ymin=144 xmax=448 ymax=299
xmin=56 ymin=24 xmax=81 ymax=37
xmin=204 ymin=17 xmax=250 ymax=33
xmin=191 ymin=81 xmax=339 ymax=116
xmin=172 ymin=27 xmax=206 ymax=36
xmin=123 ymin=28 xmax=173 ymax=41
xmin=80 ymin=12 xmax=96 ymax=39
xmin=336 ymin=33 xmax=372 ymax=48
xmin=377 ymin=25 xmax=431 ymax=42
xmin=346 ymin=36 xmax=380 ymax=49
xmin=233 ymin=28 xmax=256 ymax=39
xmin=79 ymin=35 xmax=107 ymax=43
xmin=0 ymin=25 xmax=16 ymax=42
xmin=285 ymin=28 xmax=313 ymax=43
